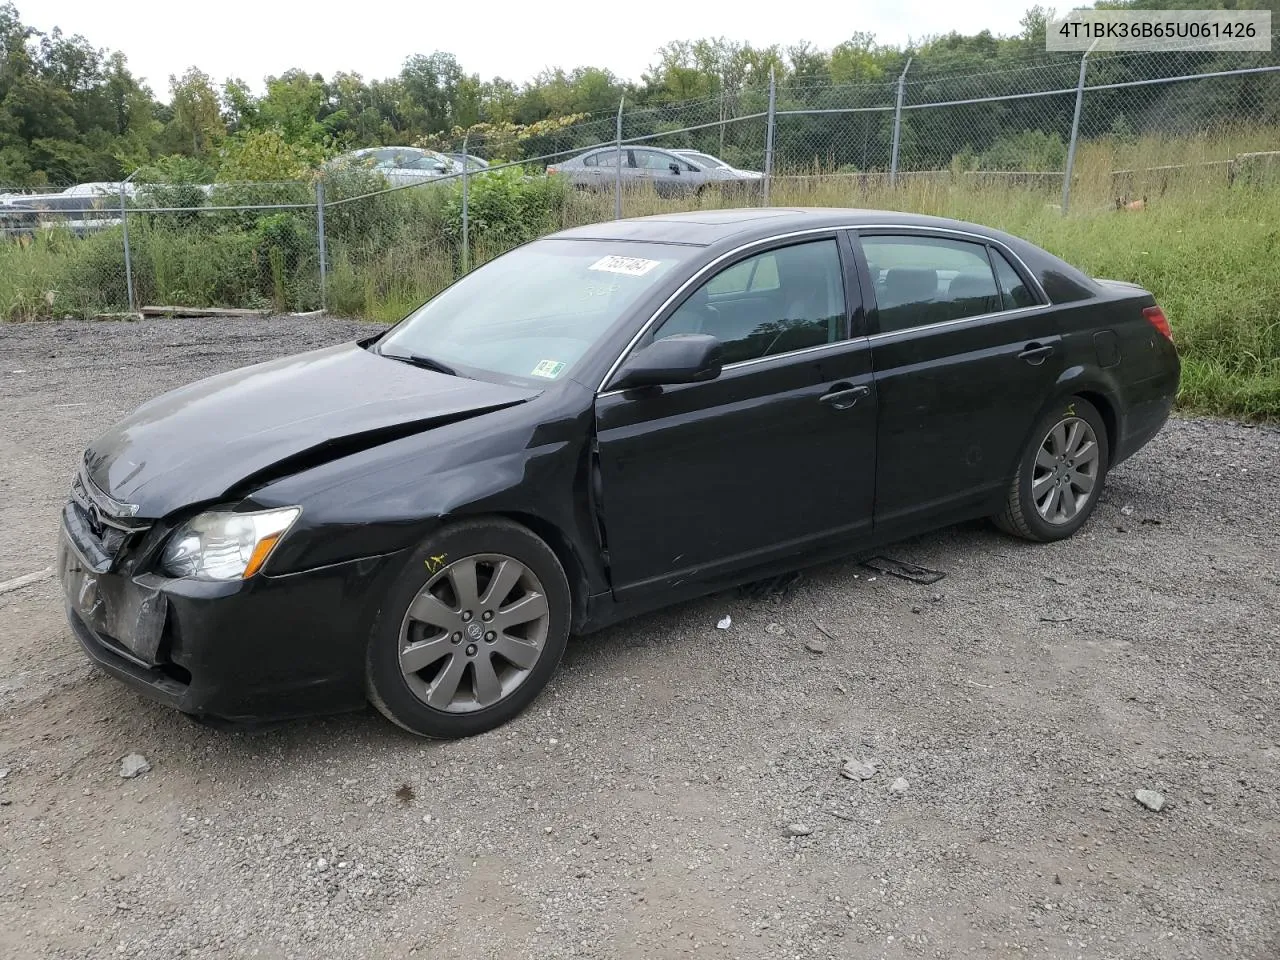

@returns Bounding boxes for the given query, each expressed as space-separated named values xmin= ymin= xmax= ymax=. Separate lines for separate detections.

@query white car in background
xmin=328 ymin=147 xmax=461 ymax=185
xmin=673 ymin=149 xmax=764 ymax=180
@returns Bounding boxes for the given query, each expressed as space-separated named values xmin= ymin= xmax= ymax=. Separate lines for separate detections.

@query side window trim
xmin=837 ymin=229 xmax=868 ymax=339
xmin=984 ymin=243 xmax=1042 ymax=310
xmin=983 ymin=245 xmax=1008 ymax=312
xmin=602 ymin=232 xmax=860 ymax=391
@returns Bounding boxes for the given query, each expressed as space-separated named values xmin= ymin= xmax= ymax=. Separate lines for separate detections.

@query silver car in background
xmin=549 ymin=146 xmax=760 ymax=197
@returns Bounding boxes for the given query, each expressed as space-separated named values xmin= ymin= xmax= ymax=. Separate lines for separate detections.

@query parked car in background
xmin=328 ymin=147 xmax=461 ymax=185
xmin=550 ymin=146 xmax=760 ymax=197
xmin=62 ymin=182 xmax=139 ymax=198
xmin=673 ymin=149 xmax=764 ymax=179
xmin=0 ymin=183 xmax=127 ymax=239
xmin=59 ymin=208 xmax=1179 ymax=739
xmin=446 ymin=153 xmax=490 ymax=172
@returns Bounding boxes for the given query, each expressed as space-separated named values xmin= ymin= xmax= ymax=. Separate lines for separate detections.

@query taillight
xmin=546 ymin=166 xmax=558 ymax=174
xmin=1143 ymin=305 xmax=1172 ymax=341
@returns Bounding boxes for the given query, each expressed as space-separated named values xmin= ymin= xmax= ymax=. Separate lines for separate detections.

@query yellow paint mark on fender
xmin=425 ymin=554 xmax=448 ymax=574
xmin=1065 ymin=402 xmax=1076 ymax=417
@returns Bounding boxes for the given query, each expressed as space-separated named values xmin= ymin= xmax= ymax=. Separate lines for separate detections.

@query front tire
xmin=993 ymin=396 xmax=1110 ymax=542
xmin=366 ymin=518 xmax=571 ymax=738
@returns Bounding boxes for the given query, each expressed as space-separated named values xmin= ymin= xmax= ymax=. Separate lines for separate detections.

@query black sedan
xmin=59 ymin=208 xmax=1180 ymax=738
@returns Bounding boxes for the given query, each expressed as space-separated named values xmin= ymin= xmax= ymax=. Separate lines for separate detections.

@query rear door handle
xmin=1018 ymin=342 xmax=1055 ymax=365
xmin=820 ymin=383 xmax=871 ymax=410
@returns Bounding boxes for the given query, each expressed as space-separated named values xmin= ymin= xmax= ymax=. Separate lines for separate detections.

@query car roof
xmin=548 ymin=207 xmax=1019 ymax=248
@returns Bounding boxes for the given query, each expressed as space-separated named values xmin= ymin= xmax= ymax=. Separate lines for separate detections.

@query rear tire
xmin=366 ymin=518 xmax=571 ymax=738
xmin=993 ymin=396 xmax=1110 ymax=542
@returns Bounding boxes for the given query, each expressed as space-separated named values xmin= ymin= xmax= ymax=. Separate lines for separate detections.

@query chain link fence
xmin=2 ymin=38 xmax=1277 ymax=321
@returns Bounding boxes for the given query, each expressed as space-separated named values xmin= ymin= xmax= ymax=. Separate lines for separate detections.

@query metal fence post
xmin=461 ymin=130 xmax=470 ymax=273
xmin=889 ymin=57 xmax=912 ymax=187
xmin=1062 ymin=40 xmax=1099 ymax=214
xmin=120 ymin=179 xmax=135 ymax=313
xmin=614 ymin=97 xmax=624 ymax=220
xmin=315 ymin=179 xmax=327 ymax=312
xmin=763 ymin=67 xmax=776 ymax=206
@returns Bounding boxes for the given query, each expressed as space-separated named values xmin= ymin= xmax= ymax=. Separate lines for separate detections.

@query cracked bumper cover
xmin=61 ymin=528 xmax=406 ymax=723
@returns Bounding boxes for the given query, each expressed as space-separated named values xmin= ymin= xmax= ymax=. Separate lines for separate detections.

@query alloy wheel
xmin=1032 ymin=416 xmax=1100 ymax=525
xmin=398 ymin=554 xmax=550 ymax=713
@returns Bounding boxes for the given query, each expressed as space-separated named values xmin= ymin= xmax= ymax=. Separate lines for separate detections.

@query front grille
xmin=68 ymin=463 xmax=151 ymax=565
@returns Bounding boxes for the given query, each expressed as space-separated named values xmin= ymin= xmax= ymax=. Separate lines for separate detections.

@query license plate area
xmin=59 ymin=530 xmax=168 ymax=666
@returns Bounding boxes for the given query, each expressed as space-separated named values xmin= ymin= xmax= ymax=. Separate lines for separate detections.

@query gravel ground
xmin=0 ymin=316 xmax=1277 ymax=960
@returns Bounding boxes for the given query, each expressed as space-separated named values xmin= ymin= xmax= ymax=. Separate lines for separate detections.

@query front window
xmin=635 ymin=150 xmax=678 ymax=171
xmin=651 ymin=239 xmax=846 ymax=365
xmin=405 ymin=153 xmax=450 ymax=172
xmin=377 ymin=240 xmax=692 ymax=385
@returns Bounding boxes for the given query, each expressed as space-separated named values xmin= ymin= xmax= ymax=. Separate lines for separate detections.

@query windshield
xmin=378 ymin=239 xmax=691 ymax=384
xmin=683 ymin=152 xmax=727 ymax=169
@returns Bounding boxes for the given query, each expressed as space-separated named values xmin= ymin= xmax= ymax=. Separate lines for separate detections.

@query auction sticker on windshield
xmin=531 ymin=359 xmax=567 ymax=379
xmin=589 ymin=255 xmax=661 ymax=277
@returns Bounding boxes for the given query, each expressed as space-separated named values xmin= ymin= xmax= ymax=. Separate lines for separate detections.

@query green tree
xmin=167 ymin=67 xmax=223 ymax=156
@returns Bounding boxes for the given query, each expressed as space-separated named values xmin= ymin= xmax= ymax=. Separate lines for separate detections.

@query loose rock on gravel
xmin=1135 ymin=788 xmax=1167 ymax=812
xmin=841 ymin=758 xmax=878 ymax=781
xmin=118 ymin=753 xmax=150 ymax=779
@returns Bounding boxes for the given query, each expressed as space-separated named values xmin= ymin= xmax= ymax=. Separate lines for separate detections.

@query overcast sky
xmin=30 ymin=0 xmax=1036 ymax=94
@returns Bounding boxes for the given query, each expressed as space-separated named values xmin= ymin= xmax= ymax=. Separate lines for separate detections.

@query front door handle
xmin=1018 ymin=342 xmax=1055 ymax=365
xmin=820 ymin=383 xmax=871 ymax=410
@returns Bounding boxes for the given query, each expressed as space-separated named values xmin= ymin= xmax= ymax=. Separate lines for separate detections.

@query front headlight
xmin=160 ymin=507 xmax=301 ymax=581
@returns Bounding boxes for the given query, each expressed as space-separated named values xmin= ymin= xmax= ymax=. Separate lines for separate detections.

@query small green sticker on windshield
xmin=531 ymin=359 xmax=566 ymax=379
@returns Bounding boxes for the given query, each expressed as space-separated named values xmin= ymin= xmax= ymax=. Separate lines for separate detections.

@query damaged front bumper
xmin=58 ymin=504 xmax=405 ymax=723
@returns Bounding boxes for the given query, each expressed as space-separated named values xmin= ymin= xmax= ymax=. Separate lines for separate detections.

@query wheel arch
xmin=1003 ymin=373 xmax=1123 ymax=486
xmin=1073 ymin=388 xmax=1118 ymax=458
xmin=485 ymin=510 xmax=591 ymax=633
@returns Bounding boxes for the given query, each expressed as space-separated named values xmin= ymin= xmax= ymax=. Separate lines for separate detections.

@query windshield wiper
xmin=382 ymin=350 xmax=458 ymax=377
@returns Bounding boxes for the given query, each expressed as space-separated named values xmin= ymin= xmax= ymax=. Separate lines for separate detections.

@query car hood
xmin=84 ymin=342 xmax=538 ymax=518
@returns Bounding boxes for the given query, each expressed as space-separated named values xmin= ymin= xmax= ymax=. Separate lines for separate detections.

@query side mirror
xmin=611 ymin=334 xmax=722 ymax=391
xmin=669 ymin=162 xmax=682 ymax=175
xmin=434 ymin=162 xmax=449 ymax=173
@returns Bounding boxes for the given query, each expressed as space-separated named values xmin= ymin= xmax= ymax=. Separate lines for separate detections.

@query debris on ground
xmin=861 ymin=556 xmax=947 ymax=585
xmin=1135 ymin=789 xmax=1167 ymax=812
xmin=766 ymin=622 xmax=787 ymax=636
xmin=395 ymin=783 xmax=414 ymax=804
xmin=1121 ymin=504 xmax=1135 ymax=516
xmin=1039 ymin=614 xmax=1073 ymax=623
xmin=785 ymin=823 xmax=813 ymax=837
xmin=716 ymin=615 xmax=732 ymax=630
xmin=119 ymin=753 xmax=151 ymax=779
xmin=812 ymin=621 xmax=839 ymax=643
xmin=0 ymin=767 xmax=9 ymax=780
xmin=803 ymin=638 xmax=826 ymax=655
xmin=841 ymin=759 xmax=878 ymax=781
xmin=889 ymin=777 xmax=909 ymax=795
